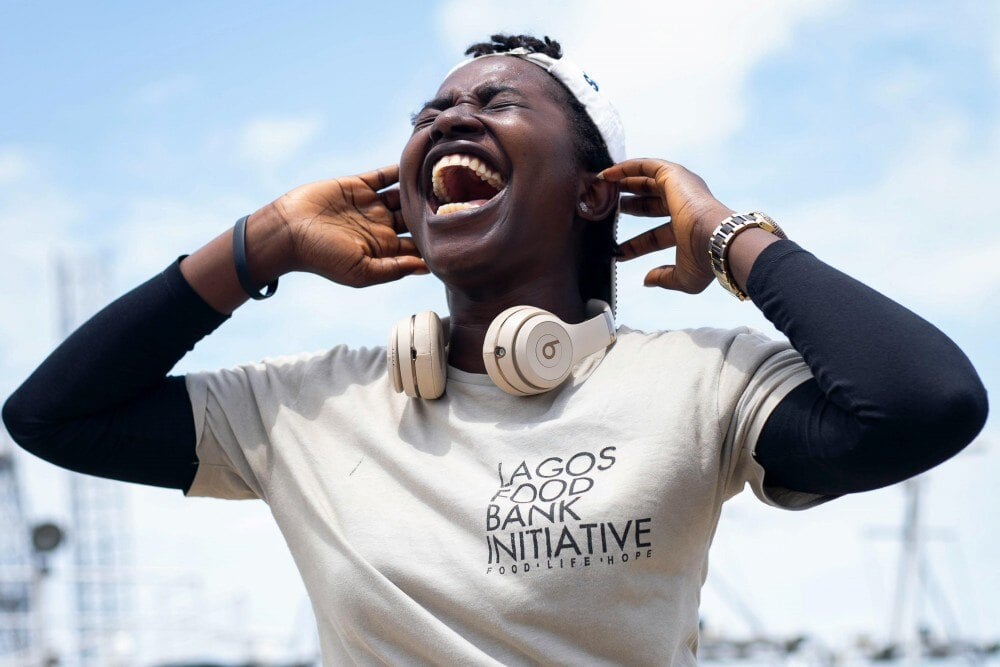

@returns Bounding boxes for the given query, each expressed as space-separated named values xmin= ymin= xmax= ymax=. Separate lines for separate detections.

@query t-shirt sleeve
xmin=719 ymin=329 xmax=839 ymax=510
xmin=183 ymin=349 xmax=330 ymax=501
xmin=183 ymin=366 xmax=266 ymax=500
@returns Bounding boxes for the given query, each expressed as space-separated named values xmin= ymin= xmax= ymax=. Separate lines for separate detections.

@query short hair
xmin=464 ymin=34 xmax=618 ymax=309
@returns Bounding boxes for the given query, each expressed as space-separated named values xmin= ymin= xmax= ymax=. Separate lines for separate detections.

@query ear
xmin=576 ymin=174 xmax=618 ymax=221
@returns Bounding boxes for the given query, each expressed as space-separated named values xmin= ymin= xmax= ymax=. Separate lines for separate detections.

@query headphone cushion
xmin=412 ymin=311 xmax=446 ymax=399
xmin=387 ymin=320 xmax=404 ymax=394
xmin=394 ymin=316 xmax=418 ymax=398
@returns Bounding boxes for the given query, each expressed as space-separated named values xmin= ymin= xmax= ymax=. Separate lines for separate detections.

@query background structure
xmin=1 ymin=1 xmax=997 ymax=664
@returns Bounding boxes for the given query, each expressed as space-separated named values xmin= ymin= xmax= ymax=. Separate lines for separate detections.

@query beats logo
xmin=536 ymin=335 xmax=562 ymax=367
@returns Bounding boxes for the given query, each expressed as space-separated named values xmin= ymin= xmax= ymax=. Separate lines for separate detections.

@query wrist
xmin=693 ymin=203 xmax=736 ymax=256
xmin=246 ymin=203 xmax=298 ymax=280
xmin=708 ymin=211 xmax=787 ymax=301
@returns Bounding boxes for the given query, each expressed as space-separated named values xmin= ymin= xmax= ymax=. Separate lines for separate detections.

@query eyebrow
xmin=410 ymin=84 xmax=525 ymax=124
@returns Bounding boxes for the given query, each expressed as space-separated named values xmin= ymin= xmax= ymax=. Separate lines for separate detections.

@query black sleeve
xmin=1 ymin=255 xmax=231 ymax=492
xmin=747 ymin=241 xmax=988 ymax=496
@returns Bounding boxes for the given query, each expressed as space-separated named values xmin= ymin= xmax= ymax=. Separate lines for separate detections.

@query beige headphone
xmin=388 ymin=300 xmax=616 ymax=399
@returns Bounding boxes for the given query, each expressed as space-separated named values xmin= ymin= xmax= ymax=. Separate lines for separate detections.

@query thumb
xmin=367 ymin=256 xmax=429 ymax=284
xmin=644 ymin=265 xmax=687 ymax=292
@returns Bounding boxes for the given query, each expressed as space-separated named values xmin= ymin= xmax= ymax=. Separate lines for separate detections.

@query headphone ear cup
xmin=511 ymin=315 xmax=574 ymax=392
xmin=483 ymin=306 xmax=535 ymax=396
xmin=390 ymin=315 xmax=419 ymax=397
xmin=495 ymin=307 xmax=551 ymax=395
xmin=486 ymin=306 xmax=574 ymax=396
xmin=412 ymin=311 xmax=447 ymax=399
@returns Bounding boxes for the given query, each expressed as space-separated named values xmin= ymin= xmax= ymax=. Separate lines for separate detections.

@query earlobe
xmin=577 ymin=174 xmax=618 ymax=221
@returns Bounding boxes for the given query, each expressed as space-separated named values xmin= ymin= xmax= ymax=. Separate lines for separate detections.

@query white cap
xmin=446 ymin=48 xmax=626 ymax=164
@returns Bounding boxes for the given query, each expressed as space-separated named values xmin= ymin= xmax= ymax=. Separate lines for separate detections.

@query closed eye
xmin=485 ymin=100 xmax=518 ymax=111
xmin=410 ymin=84 xmax=527 ymax=127
xmin=410 ymin=110 xmax=438 ymax=128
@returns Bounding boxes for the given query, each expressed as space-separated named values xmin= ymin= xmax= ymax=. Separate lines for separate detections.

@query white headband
xmin=445 ymin=48 xmax=626 ymax=164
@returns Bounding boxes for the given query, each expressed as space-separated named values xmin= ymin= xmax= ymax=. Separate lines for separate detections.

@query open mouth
xmin=428 ymin=153 xmax=506 ymax=216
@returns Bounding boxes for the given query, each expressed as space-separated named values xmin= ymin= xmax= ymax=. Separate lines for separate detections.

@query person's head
xmin=399 ymin=34 xmax=621 ymax=311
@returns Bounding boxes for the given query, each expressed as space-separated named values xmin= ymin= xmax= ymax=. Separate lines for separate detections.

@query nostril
xmin=431 ymin=106 xmax=484 ymax=140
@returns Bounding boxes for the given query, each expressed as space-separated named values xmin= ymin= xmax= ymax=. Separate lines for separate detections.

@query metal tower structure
xmin=55 ymin=251 xmax=135 ymax=666
xmin=0 ymin=431 xmax=34 ymax=663
xmin=863 ymin=442 xmax=999 ymax=663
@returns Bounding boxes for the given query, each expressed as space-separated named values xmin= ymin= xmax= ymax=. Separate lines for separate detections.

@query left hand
xmin=599 ymin=158 xmax=734 ymax=294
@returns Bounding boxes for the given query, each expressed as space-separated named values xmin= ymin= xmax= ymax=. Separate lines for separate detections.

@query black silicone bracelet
xmin=232 ymin=214 xmax=278 ymax=300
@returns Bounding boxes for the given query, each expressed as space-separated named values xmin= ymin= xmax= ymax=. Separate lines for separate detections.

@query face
xmin=400 ymin=57 xmax=586 ymax=291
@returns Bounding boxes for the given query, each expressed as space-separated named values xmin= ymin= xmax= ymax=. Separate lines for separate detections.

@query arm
xmin=746 ymin=241 xmax=987 ymax=494
xmin=1 ymin=255 xmax=228 ymax=491
xmin=0 ymin=207 xmax=293 ymax=491
xmin=2 ymin=166 xmax=424 ymax=492
xmin=600 ymin=159 xmax=988 ymax=496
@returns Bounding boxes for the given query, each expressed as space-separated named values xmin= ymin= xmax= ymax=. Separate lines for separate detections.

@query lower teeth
xmin=437 ymin=202 xmax=482 ymax=215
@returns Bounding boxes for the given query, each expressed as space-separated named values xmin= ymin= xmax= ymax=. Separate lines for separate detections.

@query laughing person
xmin=3 ymin=34 xmax=988 ymax=665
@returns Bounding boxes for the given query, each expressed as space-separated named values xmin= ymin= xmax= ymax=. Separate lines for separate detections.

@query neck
xmin=445 ymin=275 xmax=586 ymax=374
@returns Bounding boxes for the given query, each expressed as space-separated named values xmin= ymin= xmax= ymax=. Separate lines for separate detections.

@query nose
xmin=429 ymin=103 xmax=485 ymax=143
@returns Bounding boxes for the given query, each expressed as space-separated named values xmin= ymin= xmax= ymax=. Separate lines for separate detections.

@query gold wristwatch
xmin=708 ymin=212 xmax=788 ymax=301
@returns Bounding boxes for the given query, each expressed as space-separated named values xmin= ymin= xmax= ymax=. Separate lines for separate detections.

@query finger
xmin=644 ymin=265 xmax=682 ymax=290
xmin=616 ymin=176 xmax=660 ymax=196
xmin=617 ymin=222 xmax=677 ymax=261
xmin=366 ymin=205 xmax=407 ymax=234
xmin=366 ymin=255 xmax=429 ymax=284
xmin=389 ymin=207 xmax=408 ymax=234
xmin=358 ymin=164 xmax=399 ymax=191
xmin=598 ymin=158 xmax=670 ymax=182
xmin=379 ymin=187 xmax=401 ymax=210
xmin=620 ymin=195 xmax=669 ymax=218
xmin=644 ymin=265 xmax=711 ymax=294
xmin=394 ymin=236 xmax=423 ymax=258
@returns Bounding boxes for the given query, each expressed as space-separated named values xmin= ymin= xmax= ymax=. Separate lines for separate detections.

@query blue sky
xmin=2 ymin=0 xmax=998 ymax=663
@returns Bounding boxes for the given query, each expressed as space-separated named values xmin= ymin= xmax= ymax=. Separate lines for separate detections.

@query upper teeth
xmin=431 ymin=154 xmax=505 ymax=202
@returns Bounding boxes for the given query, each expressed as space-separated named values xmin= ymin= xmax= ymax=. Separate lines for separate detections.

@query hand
xmin=599 ymin=158 xmax=734 ymax=293
xmin=269 ymin=164 xmax=427 ymax=288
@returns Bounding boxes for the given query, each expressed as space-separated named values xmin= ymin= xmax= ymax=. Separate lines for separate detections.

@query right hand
xmin=270 ymin=164 xmax=427 ymax=288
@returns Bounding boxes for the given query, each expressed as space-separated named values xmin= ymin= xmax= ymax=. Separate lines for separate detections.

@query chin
xmin=423 ymin=234 xmax=518 ymax=292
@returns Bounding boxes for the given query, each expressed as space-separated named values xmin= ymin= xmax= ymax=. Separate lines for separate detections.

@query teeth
xmin=430 ymin=153 xmax=506 ymax=203
xmin=436 ymin=202 xmax=482 ymax=215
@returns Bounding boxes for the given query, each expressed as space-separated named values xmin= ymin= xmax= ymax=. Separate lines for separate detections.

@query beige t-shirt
xmin=184 ymin=325 xmax=834 ymax=666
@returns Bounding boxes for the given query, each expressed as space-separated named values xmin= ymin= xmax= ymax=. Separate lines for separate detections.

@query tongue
xmin=443 ymin=167 xmax=500 ymax=204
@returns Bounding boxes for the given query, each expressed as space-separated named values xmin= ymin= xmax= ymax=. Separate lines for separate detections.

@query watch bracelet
xmin=707 ymin=212 xmax=787 ymax=301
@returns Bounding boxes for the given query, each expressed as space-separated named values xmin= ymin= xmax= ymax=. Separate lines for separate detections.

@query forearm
xmin=180 ymin=204 xmax=295 ymax=315
xmin=746 ymin=241 xmax=988 ymax=493
xmin=1 ymin=254 xmax=231 ymax=489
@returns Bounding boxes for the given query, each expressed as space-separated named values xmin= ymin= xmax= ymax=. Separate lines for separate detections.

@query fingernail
xmin=596 ymin=172 xmax=605 ymax=180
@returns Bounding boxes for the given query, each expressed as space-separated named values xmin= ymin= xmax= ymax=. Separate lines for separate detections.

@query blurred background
xmin=1 ymin=0 xmax=997 ymax=665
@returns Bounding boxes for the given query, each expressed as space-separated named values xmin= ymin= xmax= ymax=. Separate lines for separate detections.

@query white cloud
xmin=0 ymin=148 xmax=32 ymax=183
xmin=783 ymin=118 xmax=1000 ymax=315
xmin=436 ymin=0 xmax=845 ymax=155
xmin=239 ymin=115 xmax=324 ymax=168
xmin=0 ymin=183 xmax=85 ymax=377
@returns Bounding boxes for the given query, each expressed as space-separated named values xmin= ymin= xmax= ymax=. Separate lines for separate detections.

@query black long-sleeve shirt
xmin=1 ymin=241 xmax=989 ymax=497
